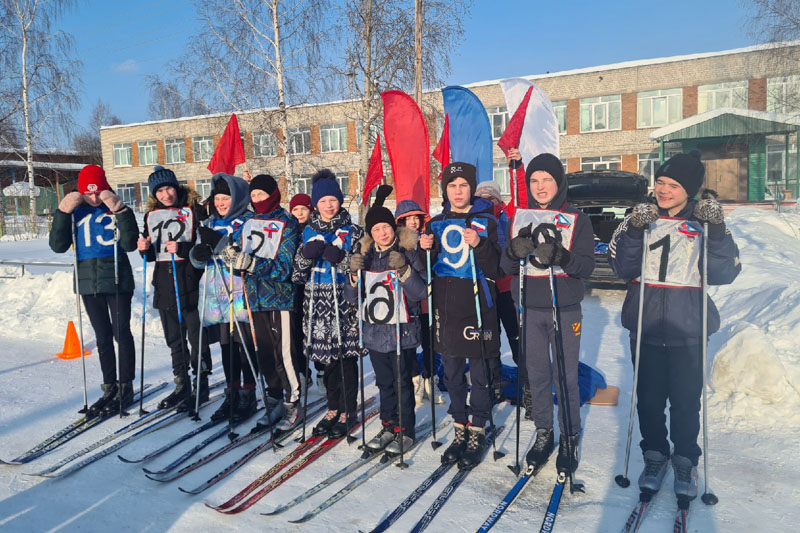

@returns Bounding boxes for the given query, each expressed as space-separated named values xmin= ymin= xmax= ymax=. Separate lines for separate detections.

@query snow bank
xmin=709 ymin=207 xmax=800 ymax=428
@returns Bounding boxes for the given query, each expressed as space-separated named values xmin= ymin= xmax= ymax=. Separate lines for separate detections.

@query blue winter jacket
xmin=608 ymin=200 xmax=741 ymax=346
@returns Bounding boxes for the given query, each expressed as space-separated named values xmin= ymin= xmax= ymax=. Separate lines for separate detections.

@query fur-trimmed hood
xmin=145 ymin=184 xmax=202 ymax=212
xmin=357 ymin=225 xmax=419 ymax=254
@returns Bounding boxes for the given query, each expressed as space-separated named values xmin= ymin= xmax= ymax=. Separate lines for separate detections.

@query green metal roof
xmin=650 ymin=108 xmax=800 ymax=142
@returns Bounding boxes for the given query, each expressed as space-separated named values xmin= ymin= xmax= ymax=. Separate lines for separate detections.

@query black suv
xmin=566 ymin=170 xmax=649 ymax=284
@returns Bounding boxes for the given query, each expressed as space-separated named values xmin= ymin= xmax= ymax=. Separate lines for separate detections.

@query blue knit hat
xmin=311 ymin=168 xmax=344 ymax=207
xmin=148 ymin=165 xmax=179 ymax=196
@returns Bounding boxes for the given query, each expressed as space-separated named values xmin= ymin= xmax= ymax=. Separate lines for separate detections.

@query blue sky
xmin=59 ymin=0 xmax=756 ymax=129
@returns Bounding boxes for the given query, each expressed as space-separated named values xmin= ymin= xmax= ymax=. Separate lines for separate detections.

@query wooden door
xmin=703 ymin=158 xmax=740 ymax=201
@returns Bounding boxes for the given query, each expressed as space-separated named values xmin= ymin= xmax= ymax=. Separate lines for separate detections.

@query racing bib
xmin=511 ymin=209 xmax=577 ymax=277
xmin=147 ymin=208 xmax=195 ymax=262
xmin=360 ymin=270 xmax=409 ymax=325
xmin=241 ymin=218 xmax=286 ymax=260
xmin=637 ymin=217 xmax=702 ymax=288
xmin=73 ymin=205 xmax=118 ymax=261
xmin=431 ymin=217 xmax=489 ymax=279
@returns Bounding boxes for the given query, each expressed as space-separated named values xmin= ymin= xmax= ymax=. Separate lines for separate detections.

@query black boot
xmin=329 ymin=412 xmax=356 ymax=439
xmin=556 ymin=432 xmax=581 ymax=474
xmin=102 ymin=381 xmax=134 ymax=416
xmin=159 ymin=376 xmax=191 ymax=409
xmin=87 ymin=383 xmax=117 ymax=417
xmin=232 ymin=388 xmax=257 ymax=423
xmin=193 ymin=372 xmax=210 ymax=404
xmin=441 ymin=422 xmax=468 ymax=464
xmin=457 ymin=424 xmax=486 ymax=470
xmin=526 ymin=428 xmax=555 ymax=468
xmin=313 ymin=410 xmax=339 ymax=436
xmin=210 ymin=387 xmax=237 ymax=422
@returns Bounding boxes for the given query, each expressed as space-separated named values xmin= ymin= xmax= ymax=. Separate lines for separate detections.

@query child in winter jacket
xmin=189 ymin=173 xmax=260 ymax=423
xmin=138 ymin=166 xmax=211 ymax=411
xmin=345 ymin=186 xmax=427 ymax=454
xmin=49 ymin=165 xmax=138 ymax=415
xmin=501 ymin=153 xmax=596 ymax=475
xmin=292 ymin=169 xmax=366 ymax=439
xmin=419 ymin=162 xmax=503 ymax=471
xmin=609 ymin=150 xmax=740 ymax=501
xmin=221 ymin=174 xmax=301 ymax=432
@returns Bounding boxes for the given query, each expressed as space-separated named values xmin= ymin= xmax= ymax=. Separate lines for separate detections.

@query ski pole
xmin=468 ymin=246 xmax=504 ymax=461
xmin=192 ymin=264 xmax=209 ymax=421
xmin=168 ymin=233 xmax=191 ymax=408
xmin=393 ymin=269 xmax=408 ymax=469
xmin=227 ymin=266 xmax=237 ymax=438
xmin=298 ymin=268 xmax=316 ymax=443
xmin=700 ymin=220 xmax=718 ymax=506
xmin=615 ymin=228 xmax=649 ymax=489
xmin=331 ymin=264 xmax=356 ymax=444
xmin=70 ymin=214 xmax=89 ymax=415
xmin=113 ymin=218 xmax=127 ymax=418
xmin=357 ymin=265 xmax=367 ymax=450
xmin=139 ymin=252 xmax=148 ymax=416
xmin=426 ymin=250 xmax=442 ymax=449
xmin=509 ymin=258 xmax=525 ymax=476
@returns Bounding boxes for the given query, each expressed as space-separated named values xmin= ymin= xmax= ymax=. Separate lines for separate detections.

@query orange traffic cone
xmin=56 ymin=321 xmax=91 ymax=360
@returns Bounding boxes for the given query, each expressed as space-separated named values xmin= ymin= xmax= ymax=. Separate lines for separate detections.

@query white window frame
xmin=195 ymin=179 xmax=212 ymax=200
xmin=117 ymin=183 xmax=136 ymax=206
xmin=552 ymin=101 xmax=567 ymax=135
xmin=487 ymin=106 xmax=508 ymax=140
xmin=767 ymin=75 xmax=800 ymax=114
xmin=560 ymin=158 xmax=568 ymax=173
xmin=253 ymin=131 xmax=277 ymax=157
xmin=492 ymin=162 xmax=511 ymax=195
xmin=140 ymin=182 xmax=150 ymax=202
xmin=113 ymin=143 xmax=132 ymax=167
xmin=138 ymin=140 xmax=158 ymax=166
xmin=335 ymin=173 xmax=350 ymax=198
xmin=321 ymin=123 xmax=347 ymax=153
xmin=580 ymin=155 xmax=621 ymax=172
xmin=164 ymin=138 xmax=185 ymax=164
xmin=294 ymin=175 xmax=312 ymax=195
xmin=287 ymin=126 xmax=311 ymax=155
xmin=356 ymin=120 xmax=383 ymax=150
xmin=638 ymin=148 xmax=681 ymax=188
xmin=580 ymin=95 xmax=621 ymax=133
xmin=192 ymin=136 xmax=214 ymax=162
xmin=637 ymin=88 xmax=683 ymax=128
xmin=697 ymin=81 xmax=748 ymax=113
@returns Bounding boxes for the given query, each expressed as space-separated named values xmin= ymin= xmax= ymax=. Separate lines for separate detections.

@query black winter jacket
xmin=608 ymin=200 xmax=741 ymax=346
xmin=49 ymin=199 xmax=137 ymax=295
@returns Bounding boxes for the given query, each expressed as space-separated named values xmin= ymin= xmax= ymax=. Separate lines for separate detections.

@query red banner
xmin=207 ymin=113 xmax=245 ymax=175
xmin=432 ymin=113 xmax=450 ymax=181
xmin=362 ymin=135 xmax=384 ymax=206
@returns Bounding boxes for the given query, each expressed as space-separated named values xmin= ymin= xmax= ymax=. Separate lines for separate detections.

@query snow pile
xmin=708 ymin=207 xmax=800 ymax=428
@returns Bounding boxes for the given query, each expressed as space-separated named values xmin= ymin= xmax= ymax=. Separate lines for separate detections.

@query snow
xmin=1 ymin=208 xmax=799 ymax=532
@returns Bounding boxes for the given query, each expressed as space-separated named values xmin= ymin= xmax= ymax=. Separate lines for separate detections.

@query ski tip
xmin=178 ymin=486 xmax=199 ymax=495
xmin=288 ymin=516 xmax=312 ymax=524
xmin=431 ymin=441 xmax=443 ymax=450
xmin=117 ymin=455 xmax=134 ymax=463
xmin=144 ymin=474 xmax=165 ymax=482
xmin=701 ymin=492 xmax=718 ymax=506
xmin=614 ymin=474 xmax=631 ymax=488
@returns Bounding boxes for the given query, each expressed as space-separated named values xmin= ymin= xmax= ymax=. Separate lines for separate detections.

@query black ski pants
xmin=443 ymin=355 xmax=493 ymax=427
xmin=324 ymin=357 xmax=358 ymax=415
xmin=158 ymin=307 xmax=212 ymax=378
xmin=633 ymin=339 xmax=703 ymax=465
xmin=370 ymin=348 xmax=417 ymax=435
xmin=82 ymin=292 xmax=136 ymax=384
xmin=219 ymin=322 xmax=257 ymax=388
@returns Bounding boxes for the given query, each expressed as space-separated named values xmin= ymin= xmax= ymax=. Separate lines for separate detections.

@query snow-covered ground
xmin=1 ymin=207 xmax=798 ymax=532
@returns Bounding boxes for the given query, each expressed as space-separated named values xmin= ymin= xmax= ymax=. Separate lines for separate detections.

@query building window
xmin=138 ymin=141 xmax=158 ymax=166
xmin=335 ymin=173 xmax=350 ymax=197
xmin=552 ymin=101 xmax=567 ymax=134
xmin=165 ymin=138 xmax=185 ymax=164
xmin=767 ymin=75 xmax=800 ymax=114
xmin=195 ymin=179 xmax=212 ymax=200
xmin=113 ymin=143 xmax=132 ymax=167
xmin=697 ymin=81 xmax=748 ymax=113
xmin=117 ymin=183 xmax=136 ymax=206
xmin=287 ymin=126 xmax=311 ymax=155
xmin=560 ymin=158 xmax=568 ymax=173
xmin=487 ymin=106 xmax=508 ymax=140
xmin=581 ymin=155 xmax=621 ymax=171
xmin=638 ymin=149 xmax=681 ymax=188
xmin=140 ymin=182 xmax=150 ymax=202
xmin=492 ymin=162 xmax=511 ymax=195
xmin=321 ymin=123 xmax=347 ymax=153
xmin=766 ymin=142 xmax=798 ymax=198
xmin=580 ymin=95 xmax=621 ymax=132
xmin=192 ymin=136 xmax=214 ymax=162
xmin=637 ymin=89 xmax=682 ymax=128
xmin=253 ymin=131 xmax=277 ymax=157
xmin=294 ymin=175 xmax=312 ymax=195
xmin=356 ymin=120 xmax=383 ymax=150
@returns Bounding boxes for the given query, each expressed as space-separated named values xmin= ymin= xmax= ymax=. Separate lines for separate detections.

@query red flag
xmin=497 ymin=86 xmax=533 ymax=157
xmin=431 ymin=113 xmax=450 ymax=180
xmin=207 ymin=113 xmax=245 ymax=175
xmin=362 ymin=134 xmax=384 ymax=206
xmin=381 ymin=91 xmax=430 ymax=211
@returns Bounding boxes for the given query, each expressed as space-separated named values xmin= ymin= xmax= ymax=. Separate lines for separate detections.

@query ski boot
xmin=277 ymin=400 xmax=300 ymax=432
xmin=313 ymin=409 xmax=339 ymax=436
xmin=192 ymin=371 xmax=210 ymax=404
xmin=672 ymin=454 xmax=698 ymax=501
xmin=254 ymin=396 xmax=285 ymax=431
xmin=441 ymin=422 xmax=468 ymax=464
xmin=458 ymin=424 xmax=486 ymax=470
xmin=329 ymin=412 xmax=356 ymax=439
xmin=87 ymin=383 xmax=118 ymax=416
xmin=102 ymin=381 xmax=133 ymax=416
xmin=366 ymin=420 xmax=396 ymax=452
xmin=159 ymin=375 xmax=191 ymax=410
xmin=526 ymin=428 xmax=555 ymax=468
xmin=385 ymin=427 xmax=415 ymax=456
xmin=232 ymin=387 xmax=257 ymax=423
xmin=638 ymin=450 xmax=670 ymax=494
xmin=556 ymin=432 xmax=581 ymax=474
xmin=210 ymin=387 xmax=237 ymax=422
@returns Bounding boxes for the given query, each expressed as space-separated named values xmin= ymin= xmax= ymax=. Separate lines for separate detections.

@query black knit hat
xmin=655 ymin=150 xmax=705 ymax=199
xmin=365 ymin=184 xmax=396 ymax=235
xmin=526 ymin=153 xmax=564 ymax=188
xmin=249 ymin=174 xmax=278 ymax=196
xmin=441 ymin=162 xmax=477 ymax=200
xmin=212 ymin=177 xmax=231 ymax=197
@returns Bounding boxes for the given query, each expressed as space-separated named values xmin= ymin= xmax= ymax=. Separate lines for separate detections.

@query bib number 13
xmin=76 ymin=212 xmax=115 ymax=247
